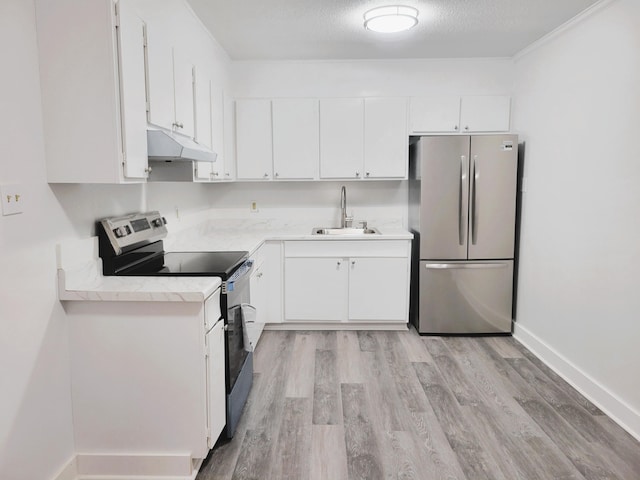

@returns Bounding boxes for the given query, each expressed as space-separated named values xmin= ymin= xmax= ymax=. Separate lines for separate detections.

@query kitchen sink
xmin=312 ymin=227 xmax=380 ymax=235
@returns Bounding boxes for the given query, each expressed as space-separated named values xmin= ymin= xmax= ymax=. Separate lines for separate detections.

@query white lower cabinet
xmin=348 ymin=257 xmax=409 ymax=321
xmin=251 ymin=241 xmax=283 ymax=326
xmin=206 ymin=317 xmax=225 ymax=449
xmin=66 ymin=289 xmax=225 ymax=474
xmin=283 ymin=240 xmax=410 ymax=324
xmin=285 ymin=257 xmax=349 ymax=321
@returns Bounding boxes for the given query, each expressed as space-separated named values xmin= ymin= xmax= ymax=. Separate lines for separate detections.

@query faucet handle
xmin=345 ymin=215 xmax=354 ymax=228
xmin=359 ymin=220 xmax=368 ymax=229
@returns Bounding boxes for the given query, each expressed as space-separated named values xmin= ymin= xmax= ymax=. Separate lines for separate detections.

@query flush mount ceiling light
xmin=363 ymin=5 xmax=419 ymax=33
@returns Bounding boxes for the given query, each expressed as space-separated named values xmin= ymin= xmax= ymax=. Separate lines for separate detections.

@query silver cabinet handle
xmin=172 ymin=122 xmax=184 ymax=129
xmin=459 ymin=155 xmax=465 ymax=246
xmin=365 ymin=172 xmax=370 ymax=177
xmin=337 ymin=260 xmax=342 ymax=267
xmin=263 ymin=173 xmax=269 ymax=178
xmin=464 ymin=126 xmax=469 ymax=131
xmin=425 ymin=263 xmax=507 ymax=269
xmin=351 ymin=260 xmax=356 ymax=266
xmin=471 ymin=155 xmax=478 ymax=245
xmin=355 ymin=171 xmax=360 ymax=178
xmin=454 ymin=125 xmax=459 ymax=131
xmin=275 ymin=172 xmax=279 ymax=178
xmin=144 ymin=166 xmax=153 ymax=174
xmin=212 ymin=172 xmax=219 ymax=177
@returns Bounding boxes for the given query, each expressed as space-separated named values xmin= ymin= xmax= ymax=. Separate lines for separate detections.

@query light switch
xmin=1 ymin=184 xmax=23 ymax=216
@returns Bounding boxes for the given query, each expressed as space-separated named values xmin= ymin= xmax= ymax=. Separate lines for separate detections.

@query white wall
xmin=231 ymin=58 xmax=514 ymax=98
xmin=0 ymin=2 xmax=96 ymax=478
xmin=0 ymin=1 xmax=230 ymax=479
xmin=512 ymin=0 xmax=640 ymax=438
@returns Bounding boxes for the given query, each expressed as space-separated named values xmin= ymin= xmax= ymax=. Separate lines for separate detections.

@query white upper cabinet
xmin=194 ymin=70 xmax=212 ymax=150
xmin=364 ymin=98 xmax=407 ymax=179
xmin=320 ymin=98 xmax=365 ymax=179
xmin=409 ymin=95 xmax=511 ymax=134
xmin=193 ymin=71 xmax=213 ymax=182
xmin=36 ymin=0 xmax=149 ymax=183
xmin=145 ymin=24 xmax=175 ymax=131
xmin=146 ymin=37 xmax=197 ymax=139
xmin=236 ymin=99 xmax=273 ymax=180
xmin=409 ymin=96 xmax=461 ymax=133
xmin=172 ymin=50 xmax=196 ymax=138
xmin=460 ymin=95 xmax=511 ymax=132
xmin=272 ymin=99 xmax=319 ymax=180
xmin=221 ymin=94 xmax=237 ymax=181
xmin=118 ymin=2 xmax=150 ymax=179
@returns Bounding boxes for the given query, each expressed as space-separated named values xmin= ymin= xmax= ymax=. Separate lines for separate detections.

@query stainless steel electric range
xmin=97 ymin=211 xmax=253 ymax=438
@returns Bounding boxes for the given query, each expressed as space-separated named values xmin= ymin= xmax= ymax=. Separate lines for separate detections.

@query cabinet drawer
xmin=284 ymin=240 xmax=409 ymax=258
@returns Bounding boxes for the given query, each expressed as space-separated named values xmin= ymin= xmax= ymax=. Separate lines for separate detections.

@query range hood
xmin=147 ymin=129 xmax=217 ymax=163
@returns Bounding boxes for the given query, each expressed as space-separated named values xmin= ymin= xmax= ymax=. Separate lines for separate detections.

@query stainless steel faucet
xmin=340 ymin=185 xmax=352 ymax=228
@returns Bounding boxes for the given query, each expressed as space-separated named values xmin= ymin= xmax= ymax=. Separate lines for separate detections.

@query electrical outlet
xmin=250 ymin=201 xmax=259 ymax=213
xmin=1 ymin=184 xmax=23 ymax=216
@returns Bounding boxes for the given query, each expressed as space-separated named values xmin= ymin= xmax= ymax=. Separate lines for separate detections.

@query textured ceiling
xmin=185 ymin=0 xmax=601 ymax=60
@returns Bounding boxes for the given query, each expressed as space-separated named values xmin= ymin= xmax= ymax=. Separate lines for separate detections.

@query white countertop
xmin=57 ymin=218 xmax=412 ymax=302
xmin=163 ymin=218 xmax=413 ymax=256
xmin=56 ymin=237 xmax=221 ymax=302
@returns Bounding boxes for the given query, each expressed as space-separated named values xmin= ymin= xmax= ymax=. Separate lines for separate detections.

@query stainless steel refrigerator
xmin=409 ymin=135 xmax=518 ymax=334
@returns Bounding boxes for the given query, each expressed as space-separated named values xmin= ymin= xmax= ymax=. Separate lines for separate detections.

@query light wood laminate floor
xmin=197 ymin=329 xmax=640 ymax=480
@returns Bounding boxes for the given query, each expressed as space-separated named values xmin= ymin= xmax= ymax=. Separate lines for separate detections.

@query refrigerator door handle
xmin=425 ymin=263 xmax=508 ymax=269
xmin=471 ymin=155 xmax=479 ymax=245
xmin=459 ymin=155 xmax=466 ymax=246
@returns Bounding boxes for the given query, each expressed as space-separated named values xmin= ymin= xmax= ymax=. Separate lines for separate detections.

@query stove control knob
xmin=113 ymin=226 xmax=128 ymax=238
xmin=152 ymin=218 xmax=164 ymax=228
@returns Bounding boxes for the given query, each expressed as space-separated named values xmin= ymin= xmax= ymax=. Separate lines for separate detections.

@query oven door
xmin=223 ymin=261 xmax=253 ymax=392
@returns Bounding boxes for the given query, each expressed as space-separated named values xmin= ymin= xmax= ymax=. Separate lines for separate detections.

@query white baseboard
xmin=514 ymin=323 xmax=640 ymax=441
xmin=50 ymin=453 xmax=201 ymax=480
xmin=53 ymin=457 xmax=78 ymax=480
xmin=265 ymin=322 xmax=409 ymax=331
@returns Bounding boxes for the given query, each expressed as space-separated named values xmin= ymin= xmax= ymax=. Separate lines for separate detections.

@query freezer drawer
xmin=417 ymin=260 xmax=513 ymax=334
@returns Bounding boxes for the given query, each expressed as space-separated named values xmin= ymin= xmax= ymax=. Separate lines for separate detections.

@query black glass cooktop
xmin=118 ymin=250 xmax=248 ymax=278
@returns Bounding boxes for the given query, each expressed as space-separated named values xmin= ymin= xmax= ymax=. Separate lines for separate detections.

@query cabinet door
xmin=206 ymin=318 xmax=226 ymax=448
xmin=236 ymin=99 xmax=273 ymax=180
xmin=173 ymin=50 xmax=195 ymax=138
xmin=460 ymin=96 xmax=511 ymax=132
xmin=194 ymin=69 xmax=212 ymax=150
xmin=272 ymin=99 xmax=319 ymax=180
xmin=117 ymin=2 xmax=149 ymax=179
xmin=364 ymin=98 xmax=407 ymax=179
xmin=145 ymin=25 xmax=174 ymax=131
xmin=194 ymin=71 xmax=213 ymax=181
xmin=210 ymin=85 xmax=226 ymax=180
xmin=249 ymin=263 xmax=267 ymax=338
xmin=409 ymin=96 xmax=461 ymax=133
xmin=222 ymin=94 xmax=236 ymax=181
xmin=284 ymin=257 xmax=348 ymax=321
xmin=348 ymin=257 xmax=409 ymax=321
xmin=320 ymin=98 xmax=364 ymax=179
xmin=263 ymin=241 xmax=282 ymax=323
